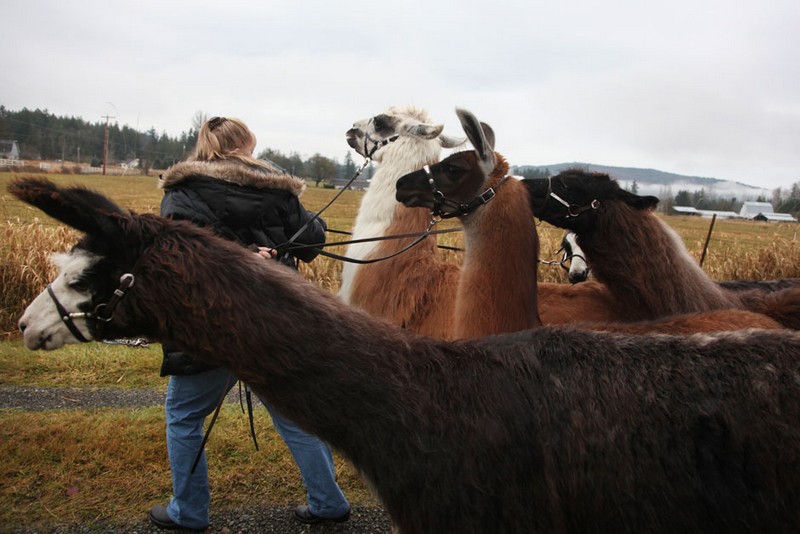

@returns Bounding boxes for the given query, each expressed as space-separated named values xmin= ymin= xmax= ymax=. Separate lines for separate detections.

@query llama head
xmin=522 ymin=169 xmax=659 ymax=233
xmin=560 ymin=231 xmax=590 ymax=284
xmin=10 ymin=178 xmax=161 ymax=349
xmin=346 ymin=106 xmax=465 ymax=163
xmin=395 ymin=108 xmax=501 ymax=218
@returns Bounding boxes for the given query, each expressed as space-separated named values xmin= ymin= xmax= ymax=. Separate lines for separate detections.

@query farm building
xmin=0 ymin=140 xmax=20 ymax=160
xmin=739 ymin=201 xmax=797 ymax=222
xmin=670 ymin=206 xmax=739 ymax=219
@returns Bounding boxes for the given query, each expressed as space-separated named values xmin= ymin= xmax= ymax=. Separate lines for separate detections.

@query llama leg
xmin=165 ymin=367 xmax=236 ymax=530
xmin=264 ymin=402 xmax=351 ymax=518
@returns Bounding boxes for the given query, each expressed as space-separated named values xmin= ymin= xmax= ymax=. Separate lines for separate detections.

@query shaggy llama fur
xmin=395 ymin=109 xmax=784 ymax=334
xmin=522 ymin=171 xmax=800 ymax=329
xmin=12 ymin=177 xmax=800 ymax=534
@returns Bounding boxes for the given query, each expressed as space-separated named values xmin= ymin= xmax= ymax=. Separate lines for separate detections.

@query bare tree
xmin=191 ymin=111 xmax=209 ymax=133
xmin=307 ymin=153 xmax=337 ymax=186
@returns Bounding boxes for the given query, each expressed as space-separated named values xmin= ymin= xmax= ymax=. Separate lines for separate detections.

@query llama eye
xmin=443 ymin=163 xmax=467 ymax=177
xmin=69 ymin=280 xmax=89 ymax=292
xmin=372 ymin=114 xmax=392 ymax=133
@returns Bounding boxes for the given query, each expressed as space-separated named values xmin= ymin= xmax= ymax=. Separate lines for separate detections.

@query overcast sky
xmin=4 ymin=0 xmax=799 ymax=189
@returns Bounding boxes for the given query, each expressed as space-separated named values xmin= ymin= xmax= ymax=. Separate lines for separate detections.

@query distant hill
xmin=515 ymin=162 xmax=772 ymax=200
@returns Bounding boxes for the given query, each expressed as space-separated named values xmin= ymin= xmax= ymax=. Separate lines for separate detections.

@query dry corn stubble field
xmin=3 ymin=171 xmax=799 ymax=336
xmin=0 ymin=171 xmax=798 ymax=529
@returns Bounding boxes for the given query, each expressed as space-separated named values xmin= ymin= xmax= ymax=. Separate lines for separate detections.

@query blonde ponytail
xmin=191 ymin=116 xmax=278 ymax=172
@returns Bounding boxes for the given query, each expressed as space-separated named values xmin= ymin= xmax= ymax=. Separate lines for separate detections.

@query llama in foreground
xmin=522 ymin=172 xmax=800 ymax=328
xmin=396 ymin=109 xmax=784 ymax=334
xmin=13 ymin=177 xmax=800 ymax=533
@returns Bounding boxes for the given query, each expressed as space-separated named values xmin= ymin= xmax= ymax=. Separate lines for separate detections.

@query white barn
xmin=670 ymin=206 xmax=739 ymax=219
xmin=0 ymin=140 xmax=20 ymax=160
xmin=739 ymin=201 xmax=797 ymax=222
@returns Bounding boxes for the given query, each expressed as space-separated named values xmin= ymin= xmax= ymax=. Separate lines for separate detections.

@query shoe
xmin=149 ymin=504 xmax=207 ymax=531
xmin=294 ymin=504 xmax=351 ymax=524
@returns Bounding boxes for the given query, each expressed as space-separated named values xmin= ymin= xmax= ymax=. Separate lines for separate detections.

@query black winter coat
xmin=157 ymin=159 xmax=326 ymax=376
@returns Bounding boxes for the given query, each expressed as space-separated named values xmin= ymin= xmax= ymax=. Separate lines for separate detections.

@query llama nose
xmin=18 ymin=319 xmax=27 ymax=334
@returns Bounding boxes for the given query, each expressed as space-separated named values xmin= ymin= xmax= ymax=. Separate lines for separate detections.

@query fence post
xmin=699 ymin=214 xmax=717 ymax=267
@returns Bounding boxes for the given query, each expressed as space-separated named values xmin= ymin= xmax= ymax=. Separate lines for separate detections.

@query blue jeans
xmin=164 ymin=367 xmax=350 ymax=529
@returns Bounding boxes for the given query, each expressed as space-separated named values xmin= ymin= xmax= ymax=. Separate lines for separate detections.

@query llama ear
xmin=639 ymin=195 xmax=660 ymax=209
xmin=8 ymin=178 xmax=128 ymax=241
xmin=438 ymin=135 xmax=467 ymax=149
xmin=402 ymin=121 xmax=444 ymax=140
xmin=479 ymin=122 xmax=496 ymax=150
xmin=617 ymin=189 xmax=660 ymax=210
xmin=455 ymin=108 xmax=496 ymax=175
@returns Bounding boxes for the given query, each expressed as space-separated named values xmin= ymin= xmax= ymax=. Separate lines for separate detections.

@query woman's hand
xmin=256 ymin=247 xmax=278 ymax=259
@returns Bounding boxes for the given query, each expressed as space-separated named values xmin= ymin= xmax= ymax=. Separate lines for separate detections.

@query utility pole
xmin=102 ymin=114 xmax=114 ymax=175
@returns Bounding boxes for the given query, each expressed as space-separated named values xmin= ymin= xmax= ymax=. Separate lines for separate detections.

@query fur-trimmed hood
xmin=158 ymin=159 xmax=306 ymax=197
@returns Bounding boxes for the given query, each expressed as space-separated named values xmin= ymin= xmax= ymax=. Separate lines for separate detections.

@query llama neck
xmin=136 ymin=247 xmax=433 ymax=438
xmin=454 ymin=170 xmax=542 ymax=339
xmin=339 ymin=139 xmax=441 ymax=303
xmin=582 ymin=205 xmax=737 ymax=318
xmin=345 ymin=203 xmax=459 ymax=337
xmin=130 ymin=245 xmax=483 ymax=517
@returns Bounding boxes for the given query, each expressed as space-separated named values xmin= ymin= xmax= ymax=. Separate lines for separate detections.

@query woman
xmin=149 ymin=116 xmax=350 ymax=531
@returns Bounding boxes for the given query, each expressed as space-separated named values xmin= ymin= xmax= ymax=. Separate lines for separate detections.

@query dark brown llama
xmin=396 ymin=109 xmax=785 ymax=334
xmin=522 ymin=172 xmax=800 ymax=328
xmin=13 ymin=177 xmax=800 ymax=534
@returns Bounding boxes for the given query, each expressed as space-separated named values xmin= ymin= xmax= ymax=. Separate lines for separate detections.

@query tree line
xmin=0 ymin=106 xmax=367 ymax=183
xmin=1 ymin=105 xmax=797 ymax=215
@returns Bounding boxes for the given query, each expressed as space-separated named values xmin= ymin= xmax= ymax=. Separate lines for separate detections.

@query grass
xmin=1 ymin=171 xmax=799 ymax=529
xmin=0 ymin=339 xmax=162 ymax=388
xmin=0 ymin=406 xmax=377 ymax=530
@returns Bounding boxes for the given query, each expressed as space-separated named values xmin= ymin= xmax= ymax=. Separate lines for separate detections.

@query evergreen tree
xmin=674 ymin=190 xmax=692 ymax=206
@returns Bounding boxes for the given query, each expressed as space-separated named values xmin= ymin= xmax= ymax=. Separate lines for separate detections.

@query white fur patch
xmin=339 ymin=109 xmax=446 ymax=303
xmin=18 ymin=250 xmax=98 ymax=350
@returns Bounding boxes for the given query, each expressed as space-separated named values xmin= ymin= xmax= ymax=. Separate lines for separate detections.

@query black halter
xmin=278 ymin=131 xmax=400 ymax=258
xmin=364 ymin=132 xmax=400 ymax=158
xmin=47 ymin=273 xmax=135 ymax=342
xmin=425 ymin=165 xmax=511 ymax=219
xmin=545 ymin=176 xmax=600 ymax=218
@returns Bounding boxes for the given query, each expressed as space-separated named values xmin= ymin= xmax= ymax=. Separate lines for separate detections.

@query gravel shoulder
xmin=10 ymin=505 xmax=392 ymax=533
xmin=0 ymin=385 xmax=167 ymax=411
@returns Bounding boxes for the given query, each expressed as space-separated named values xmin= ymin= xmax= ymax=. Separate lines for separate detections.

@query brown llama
xmin=560 ymin=230 xmax=800 ymax=291
xmin=344 ymin=106 xmax=625 ymax=336
xmin=341 ymin=106 xmax=465 ymax=337
xmin=13 ymin=177 xmax=800 ymax=534
xmin=396 ymin=108 xmax=784 ymax=334
xmin=522 ymin=171 xmax=800 ymax=329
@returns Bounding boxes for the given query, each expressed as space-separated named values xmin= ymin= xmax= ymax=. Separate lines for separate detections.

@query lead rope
xmin=244 ymin=383 xmax=258 ymax=451
xmin=279 ymin=135 xmax=398 ymax=256
xmin=235 ymin=382 xmax=259 ymax=451
xmin=191 ymin=373 xmax=237 ymax=474
xmin=289 ymin=224 xmax=459 ymax=264
xmin=281 ymin=156 xmax=373 ymax=251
